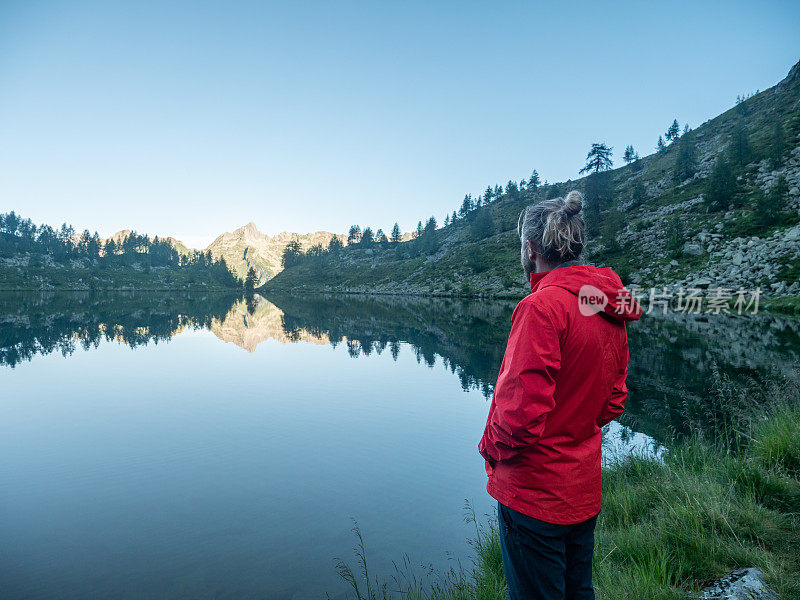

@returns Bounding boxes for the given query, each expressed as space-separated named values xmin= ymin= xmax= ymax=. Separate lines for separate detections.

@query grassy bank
xmin=336 ymin=379 xmax=800 ymax=599
xmin=764 ymin=295 xmax=800 ymax=316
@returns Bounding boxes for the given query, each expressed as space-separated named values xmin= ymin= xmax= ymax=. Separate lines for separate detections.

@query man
xmin=479 ymin=191 xmax=641 ymax=600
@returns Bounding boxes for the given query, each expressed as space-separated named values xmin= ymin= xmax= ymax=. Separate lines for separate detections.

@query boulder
xmin=698 ymin=568 xmax=778 ymax=600
xmin=691 ymin=277 xmax=713 ymax=289
xmin=684 ymin=243 xmax=703 ymax=256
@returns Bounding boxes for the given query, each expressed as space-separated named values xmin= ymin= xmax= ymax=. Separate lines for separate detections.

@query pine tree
xmin=415 ymin=221 xmax=423 ymax=238
xmin=87 ymin=232 xmax=101 ymax=259
xmin=451 ymin=210 xmax=458 ymax=223
xmin=470 ymin=209 xmax=494 ymax=240
xmin=769 ymin=122 xmax=787 ymax=169
xmin=281 ymin=238 xmax=303 ymax=268
xmin=505 ymin=180 xmax=520 ymax=200
xmin=757 ymin=175 xmax=788 ymax=225
xmin=78 ymin=229 xmax=90 ymax=256
xmin=674 ymin=138 xmax=697 ymax=182
xmin=657 ymin=136 xmax=666 ymax=152
xmin=2 ymin=211 xmax=19 ymax=235
xmin=705 ymin=157 xmax=737 ymax=211
xmin=347 ymin=225 xmax=361 ymax=245
xmin=444 ymin=214 xmax=450 ymax=227
xmin=59 ymin=223 xmax=75 ymax=254
xmin=729 ymin=119 xmax=752 ymax=167
xmin=328 ymin=236 xmax=343 ymax=252
xmin=360 ymin=227 xmax=374 ymax=245
xmin=665 ymin=119 xmax=680 ymax=142
xmin=623 ymin=145 xmax=637 ymax=164
xmin=579 ymin=143 xmax=613 ymax=174
xmin=630 ymin=180 xmax=647 ymax=208
xmin=665 ymin=216 xmax=684 ymax=259
xmin=391 ymin=222 xmax=402 ymax=243
xmin=484 ymin=186 xmax=494 ymax=202
xmin=245 ymin=267 xmax=257 ymax=292
xmin=529 ymin=170 xmax=540 ymax=189
xmin=583 ymin=171 xmax=612 ymax=235
xmin=459 ymin=195 xmax=473 ymax=218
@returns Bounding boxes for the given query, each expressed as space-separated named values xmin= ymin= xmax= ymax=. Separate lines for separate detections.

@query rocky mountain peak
xmin=233 ymin=221 xmax=265 ymax=239
xmin=109 ymin=230 xmax=132 ymax=244
xmin=205 ymin=222 xmax=346 ymax=283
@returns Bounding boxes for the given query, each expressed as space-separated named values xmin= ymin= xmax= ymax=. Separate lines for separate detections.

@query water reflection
xmin=625 ymin=310 xmax=800 ymax=439
xmin=0 ymin=291 xmax=238 ymax=368
xmin=265 ymin=293 xmax=800 ymax=441
xmin=2 ymin=290 xmax=798 ymax=444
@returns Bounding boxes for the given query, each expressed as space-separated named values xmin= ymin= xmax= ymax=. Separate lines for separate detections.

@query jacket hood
xmin=530 ymin=265 xmax=642 ymax=321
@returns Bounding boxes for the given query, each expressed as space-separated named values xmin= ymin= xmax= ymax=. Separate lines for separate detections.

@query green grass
xmin=334 ymin=382 xmax=800 ymax=600
xmin=763 ymin=295 xmax=800 ymax=315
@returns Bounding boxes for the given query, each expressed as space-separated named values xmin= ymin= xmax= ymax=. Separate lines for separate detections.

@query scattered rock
xmin=684 ymin=243 xmax=703 ymax=256
xmin=698 ymin=568 xmax=778 ymax=600
xmin=691 ymin=277 xmax=713 ymax=289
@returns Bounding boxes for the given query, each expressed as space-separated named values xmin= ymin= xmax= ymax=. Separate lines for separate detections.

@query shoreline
xmin=262 ymin=286 xmax=800 ymax=315
xmin=3 ymin=284 xmax=798 ymax=316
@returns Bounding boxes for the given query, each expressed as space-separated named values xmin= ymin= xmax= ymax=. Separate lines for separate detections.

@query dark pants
xmin=498 ymin=501 xmax=597 ymax=600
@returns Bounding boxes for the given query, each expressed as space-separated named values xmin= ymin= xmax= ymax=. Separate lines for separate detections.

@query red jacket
xmin=479 ymin=265 xmax=641 ymax=525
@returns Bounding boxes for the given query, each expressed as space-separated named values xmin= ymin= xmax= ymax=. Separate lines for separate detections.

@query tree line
xmin=0 ymin=212 xmax=241 ymax=287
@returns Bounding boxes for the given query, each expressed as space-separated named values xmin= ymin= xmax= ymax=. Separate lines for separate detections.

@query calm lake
xmin=1 ymin=291 xmax=798 ymax=599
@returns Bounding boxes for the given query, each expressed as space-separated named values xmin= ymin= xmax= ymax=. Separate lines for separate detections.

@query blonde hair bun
xmin=563 ymin=191 xmax=583 ymax=216
xmin=520 ymin=192 xmax=586 ymax=264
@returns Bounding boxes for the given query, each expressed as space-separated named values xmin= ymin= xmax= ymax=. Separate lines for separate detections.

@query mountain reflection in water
xmin=2 ymin=290 xmax=798 ymax=444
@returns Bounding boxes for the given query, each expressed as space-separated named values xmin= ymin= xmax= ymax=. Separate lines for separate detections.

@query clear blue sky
xmin=2 ymin=1 xmax=798 ymax=248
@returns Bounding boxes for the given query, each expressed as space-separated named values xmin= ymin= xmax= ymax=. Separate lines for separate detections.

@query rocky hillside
xmin=264 ymin=59 xmax=800 ymax=308
xmin=205 ymin=222 xmax=345 ymax=284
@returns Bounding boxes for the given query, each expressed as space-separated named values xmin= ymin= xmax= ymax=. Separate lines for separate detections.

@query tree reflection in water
xmin=2 ymin=290 xmax=798 ymax=443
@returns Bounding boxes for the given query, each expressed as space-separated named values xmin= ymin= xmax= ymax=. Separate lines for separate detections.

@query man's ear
xmin=527 ymin=241 xmax=536 ymax=262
